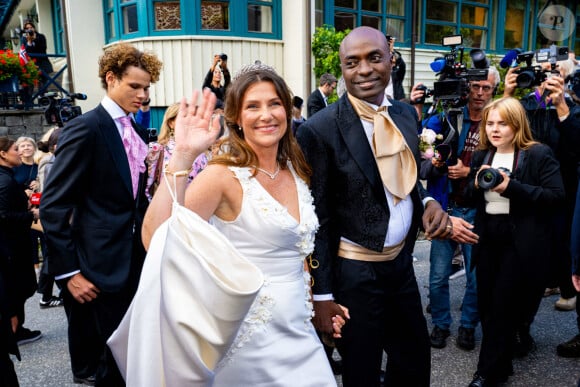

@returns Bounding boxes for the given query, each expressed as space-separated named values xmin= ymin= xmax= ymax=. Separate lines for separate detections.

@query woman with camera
xmin=202 ymin=53 xmax=231 ymax=104
xmin=466 ymin=97 xmax=565 ymax=387
xmin=21 ymin=21 xmax=53 ymax=104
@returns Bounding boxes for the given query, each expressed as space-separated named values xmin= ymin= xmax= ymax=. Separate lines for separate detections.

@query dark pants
xmin=476 ymin=215 xmax=545 ymax=380
xmin=0 ymin=353 xmax=18 ymax=387
xmin=37 ymin=253 xmax=60 ymax=301
xmin=335 ymin=251 xmax=430 ymax=387
xmin=62 ymin=285 xmax=134 ymax=386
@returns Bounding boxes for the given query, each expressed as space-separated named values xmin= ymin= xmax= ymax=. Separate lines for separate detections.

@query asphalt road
xmin=12 ymin=239 xmax=580 ymax=386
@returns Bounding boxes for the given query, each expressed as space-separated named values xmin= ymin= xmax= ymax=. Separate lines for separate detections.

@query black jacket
xmin=468 ymin=145 xmax=565 ymax=280
xmin=40 ymin=105 xmax=149 ymax=292
xmin=297 ymin=95 xmax=427 ymax=294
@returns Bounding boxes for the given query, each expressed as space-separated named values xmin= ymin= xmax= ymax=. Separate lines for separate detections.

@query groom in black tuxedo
xmin=297 ymin=26 xmax=451 ymax=387
xmin=40 ymin=43 xmax=162 ymax=386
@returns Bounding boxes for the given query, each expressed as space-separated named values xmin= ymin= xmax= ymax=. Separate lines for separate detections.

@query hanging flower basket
xmin=0 ymin=49 xmax=41 ymax=89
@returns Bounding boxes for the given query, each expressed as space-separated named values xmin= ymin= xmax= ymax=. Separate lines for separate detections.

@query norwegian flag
xmin=19 ymin=44 xmax=30 ymax=66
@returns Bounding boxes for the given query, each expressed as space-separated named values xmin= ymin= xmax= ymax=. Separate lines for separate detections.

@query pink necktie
xmin=118 ymin=115 xmax=148 ymax=198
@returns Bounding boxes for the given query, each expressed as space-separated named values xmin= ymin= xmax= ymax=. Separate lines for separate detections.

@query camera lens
xmin=516 ymin=71 xmax=536 ymax=88
xmin=477 ymin=168 xmax=504 ymax=190
xmin=482 ymin=171 xmax=494 ymax=183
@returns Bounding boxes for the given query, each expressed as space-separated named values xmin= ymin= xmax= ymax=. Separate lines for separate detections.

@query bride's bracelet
xmin=164 ymin=163 xmax=192 ymax=177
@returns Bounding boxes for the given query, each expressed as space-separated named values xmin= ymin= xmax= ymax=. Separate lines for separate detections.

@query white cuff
xmin=55 ymin=270 xmax=81 ymax=281
xmin=313 ymin=294 xmax=334 ymax=301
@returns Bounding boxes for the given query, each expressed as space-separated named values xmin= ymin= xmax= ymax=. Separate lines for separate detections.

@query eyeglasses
xmin=470 ymin=84 xmax=493 ymax=92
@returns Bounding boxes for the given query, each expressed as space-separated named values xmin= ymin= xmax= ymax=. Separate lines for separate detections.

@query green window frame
xmin=325 ymin=0 xmax=410 ymax=44
xmin=51 ymin=0 xmax=66 ymax=55
xmin=421 ymin=0 xmax=491 ymax=49
xmin=104 ymin=0 xmax=281 ymax=43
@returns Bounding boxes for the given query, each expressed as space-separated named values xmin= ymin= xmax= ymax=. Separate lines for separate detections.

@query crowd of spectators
xmin=2 ymin=26 xmax=580 ymax=387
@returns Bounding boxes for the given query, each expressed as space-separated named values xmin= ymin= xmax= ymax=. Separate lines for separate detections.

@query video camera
xmin=514 ymin=44 xmax=569 ymax=89
xmin=39 ymin=92 xmax=86 ymax=127
xmin=417 ymin=35 xmax=488 ymax=107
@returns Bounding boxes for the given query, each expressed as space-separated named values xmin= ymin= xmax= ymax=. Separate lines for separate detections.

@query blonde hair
xmin=157 ymin=103 xmax=180 ymax=145
xmin=479 ymin=97 xmax=537 ymax=151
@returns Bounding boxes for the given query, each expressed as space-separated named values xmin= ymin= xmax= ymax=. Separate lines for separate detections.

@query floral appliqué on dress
xmin=216 ymin=162 xmax=320 ymax=368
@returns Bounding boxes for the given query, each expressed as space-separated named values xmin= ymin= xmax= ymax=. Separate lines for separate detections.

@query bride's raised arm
xmin=142 ymin=88 xmax=220 ymax=249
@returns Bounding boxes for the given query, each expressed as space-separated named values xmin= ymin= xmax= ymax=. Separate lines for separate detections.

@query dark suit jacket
xmin=307 ymin=89 xmax=327 ymax=118
xmin=297 ymin=95 xmax=427 ymax=295
xmin=40 ymin=104 xmax=148 ymax=293
xmin=468 ymin=144 xmax=565 ymax=281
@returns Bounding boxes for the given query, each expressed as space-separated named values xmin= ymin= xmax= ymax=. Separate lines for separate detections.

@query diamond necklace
xmin=255 ymin=163 xmax=281 ymax=180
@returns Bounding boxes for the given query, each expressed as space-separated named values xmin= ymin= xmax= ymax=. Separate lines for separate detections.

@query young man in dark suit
xmin=307 ymin=72 xmax=337 ymax=118
xmin=297 ymin=26 xmax=462 ymax=387
xmin=40 ymin=43 xmax=162 ymax=386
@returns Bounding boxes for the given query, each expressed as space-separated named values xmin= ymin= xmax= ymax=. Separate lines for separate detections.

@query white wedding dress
xmin=211 ymin=164 xmax=336 ymax=386
xmin=108 ymin=162 xmax=336 ymax=387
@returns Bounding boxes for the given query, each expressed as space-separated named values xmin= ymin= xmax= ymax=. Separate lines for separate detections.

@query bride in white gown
xmin=109 ymin=63 xmax=347 ymax=386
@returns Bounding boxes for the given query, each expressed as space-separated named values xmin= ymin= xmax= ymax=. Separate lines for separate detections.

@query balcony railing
xmin=0 ymin=52 xmax=70 ymax=110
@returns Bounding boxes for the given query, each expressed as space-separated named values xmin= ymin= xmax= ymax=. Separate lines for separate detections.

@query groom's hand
xmin=313 ymin=300 xmax=346 ymax=334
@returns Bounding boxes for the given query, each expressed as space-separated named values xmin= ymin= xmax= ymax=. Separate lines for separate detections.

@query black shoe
xmin=39 ymin=296 xmax=64 ymax=309
xmin=468 ymin=372 xmax=499 ymax=387
xmin=513 ymin=329 xmax=536 ymax=358
xmin=468 ymin=373 xmax=486 ymax=387
xmin=457 ymin=326 xmax=475 ymax=351
xmin=557 ymin=334 xmax=580 ymax=358
xmin=430 ymin=326 xmax=450 ymax=348
xmin=15 ymin=327 xmax=42 ymax=345
xmin=73 ymin=375 xmax=96 ymax=386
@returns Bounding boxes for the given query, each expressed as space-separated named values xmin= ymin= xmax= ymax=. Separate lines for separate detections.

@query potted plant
xmin=0 ymin=49 xmax=40 ymax=92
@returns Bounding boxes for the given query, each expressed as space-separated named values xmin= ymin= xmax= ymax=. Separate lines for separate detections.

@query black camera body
xmin=514 ymin=45 xmax=569 ymax=89
xmin=39 ymin=92 xmax=86 ymax=127
xmin=24 ymin=29 xmax=34 ymax=37
xmin=478 ymin=167 xmax=511 ymax=190
xmin=414 ymin=85 xmax=433 ymax=104
xmin=429 ymin=35 xmax=489 ymax=108
xmin=146 ymin=128 xmax=158 ymax=143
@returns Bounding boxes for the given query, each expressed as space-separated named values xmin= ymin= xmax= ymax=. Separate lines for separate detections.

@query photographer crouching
xmin=503 ymin=52 xmax=580 ymax=360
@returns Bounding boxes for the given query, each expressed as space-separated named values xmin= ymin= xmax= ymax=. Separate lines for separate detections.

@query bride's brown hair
xmin=210 ymin=63 xmax=312 ymax=185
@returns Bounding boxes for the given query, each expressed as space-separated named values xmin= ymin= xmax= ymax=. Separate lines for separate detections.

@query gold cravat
xmin=348 ymin=93 xmax=417 ymax=204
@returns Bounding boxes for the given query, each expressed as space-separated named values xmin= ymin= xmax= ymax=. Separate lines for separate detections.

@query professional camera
xmin=427 ymin=35 xmax=489 ymax=108
xmin=514 ymin=45 xmax=569 ymax=89
xmin=216 ymin=53 xmax=227 ymax=64
xmin=477 ymin=167 xmax=511 ymax=190
xmin=39 ymin=92 xmax=86 ymax=127
xmin=414 ymin=85 xmax=433 ymax=104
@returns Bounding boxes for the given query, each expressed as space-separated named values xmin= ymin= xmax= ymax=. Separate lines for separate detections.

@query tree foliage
xmin=311 ymin=25 xmax=349 ymax=80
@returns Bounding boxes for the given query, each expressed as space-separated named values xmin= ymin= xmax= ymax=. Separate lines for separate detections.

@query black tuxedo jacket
xmin=307 ymin=89 xmax=327 ymax=118
xmin=468 ymin=144 xmax=565 ymax=280
xmin=40 ymin=104 xmax=148 ymax=292
xmin=297 ymin=95 xmax=427 ymax=294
